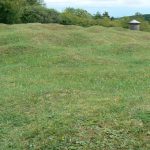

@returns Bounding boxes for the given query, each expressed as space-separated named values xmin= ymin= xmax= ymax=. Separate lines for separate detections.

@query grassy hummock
xmin=0 ymin=24 xmax=150 ymax=149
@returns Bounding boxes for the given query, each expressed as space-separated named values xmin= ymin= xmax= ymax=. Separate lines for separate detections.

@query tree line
xmin=0 ymin=0 xmax=150 ymax=31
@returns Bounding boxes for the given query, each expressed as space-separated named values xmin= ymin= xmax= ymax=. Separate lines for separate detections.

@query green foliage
xmin=60 ymin=8 xmax=95 ymax=27
xmin=120 ymin=17 xmax=131 ymax=28
xmin=0 ymin=0 xmax=46 ymax=24
xmin=0 ymin=1 xmax=150 ymax=32
xmin=143 ymin=14 xmax=150 ymax=22
xmin=21 ymin=6 xmax=60 ymax=23
xmin=140 ymin=21 xmax=150 ymax=32
xmin=0 ymin=0 xmax=24 ymax=24
xmin=134 ymin=12 xmax=150 ymax=23
xmin=60 ymin=13 xmax=95 ymax=27
xmin=26 ymin=0 xmax=42 ymax=5
xmin=100 ymin=17 xmax=112 ymax=27
xmin=102 ymin=11 xmax=110 ymax=18
xmin=93 ymin=12 xmax=102 ymax=19
xmin=64 ymin=8 xmax=92 ymax=18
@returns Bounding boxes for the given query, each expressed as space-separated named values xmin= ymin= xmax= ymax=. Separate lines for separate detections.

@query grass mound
xmin=0 ymin=24 xmax=150 ymax=149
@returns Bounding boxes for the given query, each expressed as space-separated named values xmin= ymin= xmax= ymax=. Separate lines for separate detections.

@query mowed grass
xmin=0 ymin=23 xmax=150 ymax=150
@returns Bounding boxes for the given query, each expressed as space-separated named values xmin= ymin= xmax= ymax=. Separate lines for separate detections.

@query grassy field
xmin=0 ymin=23 xmax=150 ymax=150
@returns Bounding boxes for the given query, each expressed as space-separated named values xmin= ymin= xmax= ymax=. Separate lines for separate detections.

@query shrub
xmin=60 ymin=8 xmax=96 ymax=27
xmin=0 ymin=0 xmax=24 ymax=24
xmin=21 ymin=6 xmax=60 ymax=23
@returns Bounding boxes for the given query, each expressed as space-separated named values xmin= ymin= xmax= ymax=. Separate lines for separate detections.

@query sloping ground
xmin=0 ymin=24 xmax=150 ymax=149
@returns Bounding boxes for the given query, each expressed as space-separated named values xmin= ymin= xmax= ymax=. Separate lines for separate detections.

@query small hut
xmin=129 ymin=20 xmax=141 ymax=30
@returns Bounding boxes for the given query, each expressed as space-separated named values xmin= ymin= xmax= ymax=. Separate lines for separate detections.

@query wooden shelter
xmin=129 ymin=20 xmax=141 ymax=30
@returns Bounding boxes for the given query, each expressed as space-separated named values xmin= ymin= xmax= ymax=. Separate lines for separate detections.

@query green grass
xmin=0 ymin=23 xmax=150 ymax=150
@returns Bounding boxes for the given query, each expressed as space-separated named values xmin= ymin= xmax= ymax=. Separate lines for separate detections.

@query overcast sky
xmin=44 ymin=0 xmax=150 ymax=17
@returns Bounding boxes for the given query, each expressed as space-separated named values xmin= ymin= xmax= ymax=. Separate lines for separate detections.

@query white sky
xmin=45 ymin=0 xmax=150 ymax=7
xmin=44 ymin=0 xmax=150 ymax=17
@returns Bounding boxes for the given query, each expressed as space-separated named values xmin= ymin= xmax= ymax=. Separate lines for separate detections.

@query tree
xmin=60 ymin=8 xmax=94 ymax=26
xmin=110 ymin=17 xmax=115 ymax=21
xmin=120 ymin=16 xmax=130 ymax=28
xmin=0 ymin=0 xmax=46 ymax=24
xmin=26 ymin=0 xmax=44 ymax=5
xmin=64 ymin=8 xmax=92 ymax=18
xmin=94 ymin=12 xmax=102 ymax=19
xmin=102 ymin=11 xmax=110 ymax=19
xmin=0 ymin=0 xmax=24 ymax=24
xmin=133 ymin=12 xmax=144 ymax=22
xmin=135 ymin=12 xmax=143 ymax=17
xmin=21 ymin=6 xmax=60 ymax=23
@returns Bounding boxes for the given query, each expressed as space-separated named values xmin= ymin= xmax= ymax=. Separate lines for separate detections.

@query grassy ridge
xmin=0 ymin=24 xmax=150 ymax=149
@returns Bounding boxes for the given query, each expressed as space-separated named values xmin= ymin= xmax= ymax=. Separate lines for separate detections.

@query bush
xmin=0 ymin=0 xmax=24 ymax=24
xmin=64 ymin=8 xmax=92 ymax=19
xmin=140 ymin=21 xmax=150 ymax=32
xmin=60 ymin=8 xmax=95 ymax=27
xmin=21 ymin=6 xmax=60 ymax=23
